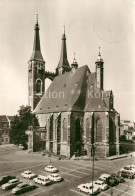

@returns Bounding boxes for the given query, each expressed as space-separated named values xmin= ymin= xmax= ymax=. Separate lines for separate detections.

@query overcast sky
xmin=0 ymin=0 xmax=135 ymax=121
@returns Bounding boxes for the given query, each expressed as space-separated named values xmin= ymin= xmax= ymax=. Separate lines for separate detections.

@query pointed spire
xmin=96 ymin=47 xmax=103 ymax=62
xmin=30 ymin=13 xmax=44 ymax=62
xmin=56 ymin=26 xmax=70 ymax=71
xmin=71 ymin=52 xmax=78 ymax=69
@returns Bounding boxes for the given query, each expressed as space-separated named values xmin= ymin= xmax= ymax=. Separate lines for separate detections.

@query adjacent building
xmin=27 ymin=17 xmax=120 ymax=158
xmin=0 ymin=115 xmax=14 ymax=145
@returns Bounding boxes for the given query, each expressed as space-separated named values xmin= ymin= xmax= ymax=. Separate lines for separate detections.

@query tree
xmin=119 ymin=135 xmax=127 ymax=142
xmin=10 ymin=105 xmax=39 ymax=148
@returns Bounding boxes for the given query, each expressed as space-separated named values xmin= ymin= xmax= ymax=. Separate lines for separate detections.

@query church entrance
xmin=57 ymin=114 xmax=61 ymax=155
xmin=75 ymin=118 xmax=82 ymax=156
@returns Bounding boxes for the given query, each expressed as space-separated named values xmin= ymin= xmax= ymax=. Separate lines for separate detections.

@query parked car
xmin=99 ymin=174 xmax=118 ymax=186
xmin=0 ymin=176 xmax=16 ymax=186
xmin=110 ymin=173 xmax=125 ymax=183
xmin=33 ymin=175 xmax=52 ymax=186
xmin=45 ymin=165 xmax=58 ymax=173
xmin=129 ymin=165 xmax=135 ymax=169
xmin=47 ymin=174 xmax=63 ymax=182
xmin=12 ymin=183 xmax=37 ymax=194
xmin=120 ymin=171 xmax=134 ymax=179
xmin=2 ymin=179 xmax=21 ymax=190
xmin=21 ymin=171 xmax=37 ymax=179
xmin=77 ymin=183 xmax=101 ymax=195
xmin=99 ymin=174 xmax=111 ymax=183
xmin=120 ymin=166 xmax=135 ymax=174
xmin=94 ymin=180 xmax=109 ymax=191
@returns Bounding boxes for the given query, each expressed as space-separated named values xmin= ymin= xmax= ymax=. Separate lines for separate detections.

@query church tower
xmin=56 ymin=28 xmax=71 ymax=75
xmin=95 ymin=48 xmax=104 ymax=90
xmin=28 ymin=15 xmax=45 ymax=111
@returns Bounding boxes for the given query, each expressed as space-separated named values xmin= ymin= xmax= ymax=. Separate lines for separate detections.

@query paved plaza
xmin=0 ymin=145 xmax=135 ymax=196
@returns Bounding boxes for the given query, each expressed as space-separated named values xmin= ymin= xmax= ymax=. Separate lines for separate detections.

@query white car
xmin=45 ymin=165 xmax=58 ymax=173
xmin=47 ymin=174 xmax=63 ymax=182
xmin=21 ymin=171 xmax=37 ymax=179
xmin=99 ymin=174 xmax=111 ymax=182
xmin=33 ymin=175 xmax=52 ymax=186
xmin=120 ymin=166 xmax=135 ymax=174
xmin=78 ymin=183 xmax=101 ymax=195
xmin=129 ymin=165 xmax=135 ymax=169
xmin=94 ymin=180 xmax=108 ymax=191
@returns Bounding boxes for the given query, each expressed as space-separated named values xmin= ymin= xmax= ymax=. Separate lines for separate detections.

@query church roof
xmin=35 ymin=65 xmax=112 ymax=114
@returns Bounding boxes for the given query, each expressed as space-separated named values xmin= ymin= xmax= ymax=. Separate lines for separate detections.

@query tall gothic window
xmin=63 ymin=118 xmax=67 ymax=141
xmin=36 ymin=79 xmax=42 ymax=94
xmin=96 ymin=119 xmax=102 ymax=142
xmin=75 ymin=118 xmax=81 ymax=142
xmin=86 ymin=118 xmax=90 ymax=142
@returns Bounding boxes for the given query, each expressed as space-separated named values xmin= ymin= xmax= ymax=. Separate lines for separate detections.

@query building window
xmin=63 ymin=118 xmax=67 ymax=141
xmin=36 ymin=79 xmax=42 ymax=94
xmin=75 ymin=118 xmax=81 ymax=142
xmin=3 ymin=123 xmax=8 ymax=128
xmin=6 ymin=138 xmax=9 ymax=142
xmin=96 ymin=119 xmax=102 ymax=142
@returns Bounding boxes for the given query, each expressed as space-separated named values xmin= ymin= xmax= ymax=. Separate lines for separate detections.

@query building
xmin=120 ymin=120 xmax=135 ymax=140
xmin=27 ymin=17 xmax=120 ymax=158
xmin=0 ymin=115 xmax=14 ymax=145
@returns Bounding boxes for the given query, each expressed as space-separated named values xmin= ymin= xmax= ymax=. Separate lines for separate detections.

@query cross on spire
xmin=63 ymin=24 xmax=65 ymax=35
xmin=36 ymin=10 xmax=38 ymax=24
xmin=99 ymin=46 xmax=101 ymax=56
xmin=74 ymin=52 xmax=76 ymax=60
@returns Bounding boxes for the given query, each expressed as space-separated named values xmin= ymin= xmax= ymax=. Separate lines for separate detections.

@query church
xmin=27 ymin=16 xmax=120 ymax=158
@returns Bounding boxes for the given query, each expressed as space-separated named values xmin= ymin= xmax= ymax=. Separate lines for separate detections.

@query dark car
xmin=12 ymin=183 xmax=38 ymax=194
xmin=2 ymin=179 xmax=22 ymax=190
xmin=106 ymin=177 xmax=119 ymax=187
xmin=110 ymin=173 xmax=125 ymax=183
xmin=121 ymin=171 xmax=134 ymax=179
xmin=0 ymin=176 xmax=16 ymax=186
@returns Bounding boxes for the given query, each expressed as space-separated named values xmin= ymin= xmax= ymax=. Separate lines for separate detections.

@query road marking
xmin=121 ymin=183 xmax=135 ymax=189
xmin=113 ymin=187 xmax=135 ymax=196
xmin=67 ymin=164 xmax=91 ymax=171
xmin=69 ymin=189 xmax=86 ymax=196
xmin=0 ymin=163 xmax=45 ymax=175
xmin=1 ymin=192 xmax=12 ymax=196
xmin=29 ymin=189 xmax=46 ymax=196
xmin=60 ymin=166 xmax=88 ymax=175
xmin=38 ymin=170 xmax=47 ymax=175
xmin=60 ymin=171 xmax=81 ymax=178
xmin=72 ymin=162 xmax=99 ymax=172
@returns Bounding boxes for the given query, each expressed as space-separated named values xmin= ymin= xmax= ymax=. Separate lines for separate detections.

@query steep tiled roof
xmin=7 ymin=116 xmax=14 ymax=121
xmin=35 ymin=65 xmax=112 ymax=114
xmin=35 ymin=65 xmax=89 ymax=113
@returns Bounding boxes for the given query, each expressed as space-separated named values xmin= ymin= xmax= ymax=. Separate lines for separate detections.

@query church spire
xmin=30 ymin=13 xmax=44 ymax=62
xmin=56 ymin=26 xmax=71 ymax=75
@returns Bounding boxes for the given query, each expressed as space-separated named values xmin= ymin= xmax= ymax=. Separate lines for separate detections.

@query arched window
xmin=36 ymin=79 xmax=42 ymax=94
xmin=86 ymin=118 xmax=90 ymax=142
xmin=96 ymin=119 xmax=102 ymax=142
xmin=63 ymin=118 xmax=67 ymax=141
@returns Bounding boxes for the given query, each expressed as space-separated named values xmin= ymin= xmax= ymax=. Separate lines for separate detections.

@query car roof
xmin=94 ymin=180 xmax=104 ymax=183
xmin=47 ymin=165 xmax=54 ymax=167
xmin=51 ymin=174 xmax=59 ymax=176
xmin=38 ymin=175 xmax=47 ymax=179
xmin=100 ymin=174 xmax=110 ymax=177
xmin=18 ymin=183 xmax=28 ymax=186
xmin=24 ymin=170 xmax=31 ymax=173
xmin=9 ymin=179 xmax=18 ymax=183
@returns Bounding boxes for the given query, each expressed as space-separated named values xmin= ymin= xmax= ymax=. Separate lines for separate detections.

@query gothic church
xmin=27 ymin=17 xmax=120 ymax=158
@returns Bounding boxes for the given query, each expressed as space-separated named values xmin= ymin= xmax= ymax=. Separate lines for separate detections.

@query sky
xmin=0 ymin=0 xmax=135 ymax=121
